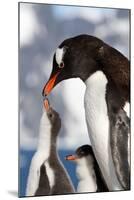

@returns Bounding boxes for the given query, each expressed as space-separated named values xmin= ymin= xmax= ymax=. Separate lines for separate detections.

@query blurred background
xmin=19 ymin=2 xmax=129 ymax=196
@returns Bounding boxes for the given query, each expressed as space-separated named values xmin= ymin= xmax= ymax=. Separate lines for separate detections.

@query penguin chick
xmin=26 ymin=99 xmax=74 ymax=196
xmin=66 ymin=145 xmax=108 ymax=193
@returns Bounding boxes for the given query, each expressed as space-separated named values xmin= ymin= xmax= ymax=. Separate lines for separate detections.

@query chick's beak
xmin=43 ymin=98 xmax=50 ymax=112
xmin=65 ymin=155 xmax=77 ymax=161
xmin=42 ymin=71 xmax=60 ymax=96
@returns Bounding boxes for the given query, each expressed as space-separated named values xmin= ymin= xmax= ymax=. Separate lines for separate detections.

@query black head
xmin=42 ymin=35 xmax=103 ymax=96
xmin=65 ymin=144 xmax=94 ymax=161
xmin=76 ymin=144 xmax=94 ymax=158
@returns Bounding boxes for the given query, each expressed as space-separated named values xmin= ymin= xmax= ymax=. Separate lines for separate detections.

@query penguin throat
xmin=37 ymin=112 xmax=52 ymax=160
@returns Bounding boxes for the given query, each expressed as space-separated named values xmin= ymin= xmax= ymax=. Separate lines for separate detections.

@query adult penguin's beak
xmin=42 ymin=71 xmax=60 ymax=96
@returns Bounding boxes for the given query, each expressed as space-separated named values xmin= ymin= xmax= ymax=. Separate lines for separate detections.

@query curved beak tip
xmin=42 ymin=84 xmax=50 ymax=97
xmin=42 ymin=89 xmax=45 ymax=97
xmin=42 ymin=88 xmax=48 ymax=97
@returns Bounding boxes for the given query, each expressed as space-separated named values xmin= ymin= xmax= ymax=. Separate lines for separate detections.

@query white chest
xmin=76 ymin=157 xmax=97 ymax=193
xmin=77 ymin=179 xmax=97 ymax=193
xmin=84 ymin=71 xmax=122 ymax=190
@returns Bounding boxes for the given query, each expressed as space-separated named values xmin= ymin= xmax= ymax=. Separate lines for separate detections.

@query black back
xmin=106 ymin=83 xmax=130 ymax=190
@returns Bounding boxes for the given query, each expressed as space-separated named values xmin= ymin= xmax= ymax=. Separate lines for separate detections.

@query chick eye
xmin=59 ymin=61 xmax=64 ymax=68
xmin=49 ymin=113 xmax=53 ymax=118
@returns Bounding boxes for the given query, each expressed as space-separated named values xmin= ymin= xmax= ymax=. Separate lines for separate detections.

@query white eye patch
xmin=55 ymin=47 xmax=65 ymax=65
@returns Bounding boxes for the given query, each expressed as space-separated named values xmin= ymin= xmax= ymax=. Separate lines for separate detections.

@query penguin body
xmin=26 ymin=99 xmax=74 ymax=196
xmin=42 ymin=34 xmax=130 ymax=190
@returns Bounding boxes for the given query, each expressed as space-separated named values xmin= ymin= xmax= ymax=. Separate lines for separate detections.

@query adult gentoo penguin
xmin=26 ymin=99 xmax=74 ymax=196
xmin=66 ymin=145 xmax=108 ymax=193
xmin=42 ymin=35 xmax=130 ymax=191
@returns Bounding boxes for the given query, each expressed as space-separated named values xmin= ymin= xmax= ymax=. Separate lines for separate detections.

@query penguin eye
xmin=80 ymin=151 xmax=85 ymax=156
xmin=59 ymin=61 xmax=64 ymax=68
xmin=48 ymin=113 xmax=53 ymax=118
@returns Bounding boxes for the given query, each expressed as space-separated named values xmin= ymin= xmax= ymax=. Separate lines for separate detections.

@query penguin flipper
xmin=110 ymin=109 xmax=130 ymax=190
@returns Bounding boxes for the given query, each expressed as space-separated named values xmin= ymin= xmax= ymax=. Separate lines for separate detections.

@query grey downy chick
xmin=26 ymin=99 xmax=75 ymax=196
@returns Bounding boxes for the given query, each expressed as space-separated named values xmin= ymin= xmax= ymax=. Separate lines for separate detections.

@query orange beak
xmin=65 ymin=155 xmax=77 ymax=161
xmin=42 ymin=71 xmax=60 ymax=96
xmin=43 ymin=98 xmax=50 ymax=111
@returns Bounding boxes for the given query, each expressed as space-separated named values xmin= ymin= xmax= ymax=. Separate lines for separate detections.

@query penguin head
xmin=65 ymin=144 xmax=95 ymax=163
xmin=42 ymin=34 xmax=103 ymax=96
xmin=43 ymin=98 xmax=61 ymax=135
xmin=76 ymin=145 xmax=94 ymax=158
